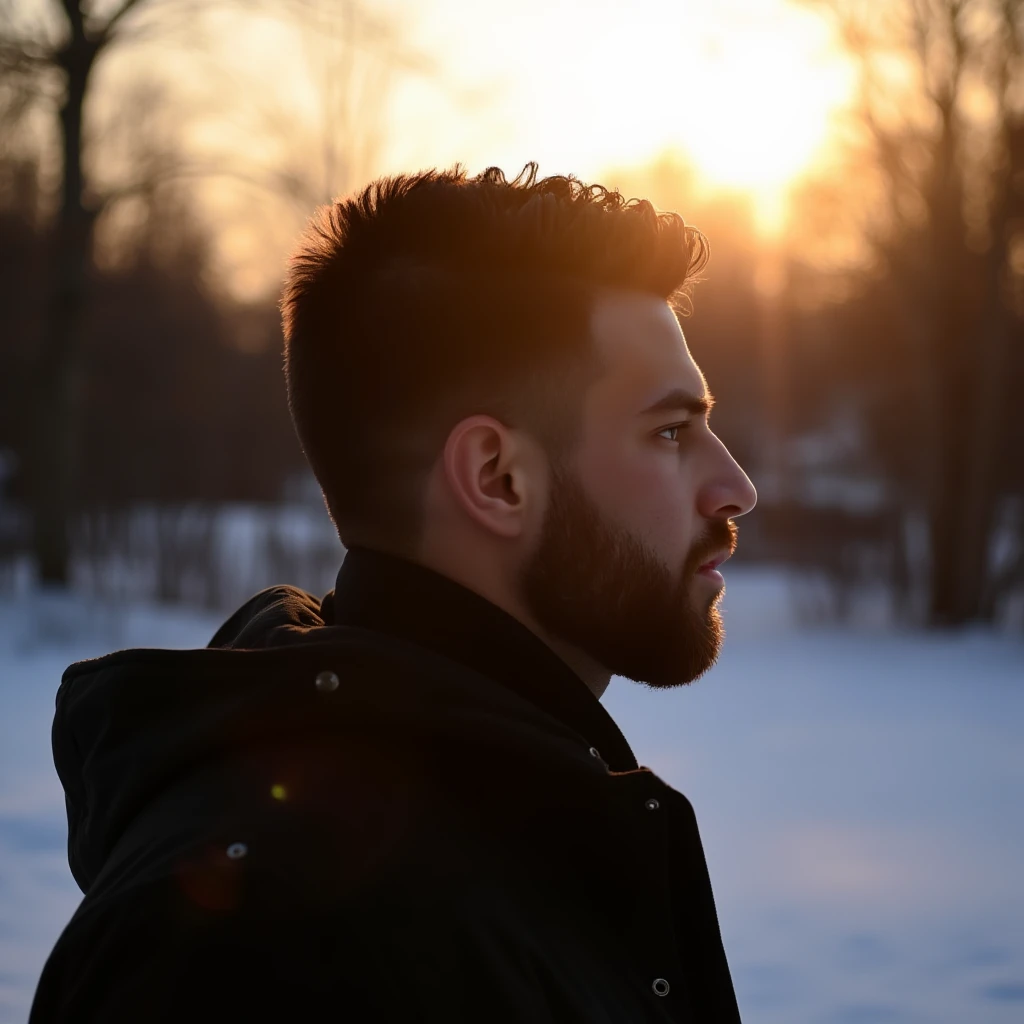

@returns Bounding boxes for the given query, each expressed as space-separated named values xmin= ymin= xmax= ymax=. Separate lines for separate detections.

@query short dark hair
xmin=281 ymin=162 xmax=708 ymax=554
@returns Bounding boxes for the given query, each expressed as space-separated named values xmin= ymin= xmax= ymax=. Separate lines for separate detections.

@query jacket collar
xmin=320 ymin=546 xmax=638 ymax=772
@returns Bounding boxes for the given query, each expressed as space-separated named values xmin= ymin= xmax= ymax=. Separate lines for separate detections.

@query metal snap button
xmin=226 ymin=842 xmax=248 ymax=859
xmin=652 ymin=977 xmax=670 ymax=996
xmin=315 ymin=670 xmax=340 ymax=692
xmin=645 ymin=798 xmax=660 ymax=811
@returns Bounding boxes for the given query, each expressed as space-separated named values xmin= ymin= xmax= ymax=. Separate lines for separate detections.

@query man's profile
xmin=31 ymin=163 xmax=757 ymax=1023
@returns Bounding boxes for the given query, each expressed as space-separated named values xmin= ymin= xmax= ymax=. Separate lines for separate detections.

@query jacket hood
xmin=54 ymin=586 xmax=603 ymax=893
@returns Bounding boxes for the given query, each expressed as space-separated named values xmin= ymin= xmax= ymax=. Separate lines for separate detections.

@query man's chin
xmin=609 ymin=633 xmax=724 ymax=690
xmin=654 ymin=614 xmax=724 ymax=687
xmin=563 ymin=583 xmax=726 ymax=690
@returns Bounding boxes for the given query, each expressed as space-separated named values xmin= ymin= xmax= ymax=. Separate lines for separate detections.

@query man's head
xmin=282 ymin=164 xmax=756 ymax=692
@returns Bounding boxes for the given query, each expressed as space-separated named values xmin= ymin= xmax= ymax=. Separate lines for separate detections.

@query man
xmin=31 ymin=164 xmax=756 ymax=1022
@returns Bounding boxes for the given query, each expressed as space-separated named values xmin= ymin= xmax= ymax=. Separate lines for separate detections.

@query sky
xmin=85 ymin=0 xmax=859 ymax=298
xmin=385 ymin=0 xmax=856 ymax=228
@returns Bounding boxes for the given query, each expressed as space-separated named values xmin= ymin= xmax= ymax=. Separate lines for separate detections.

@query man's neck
xmin=421 ymin=557 xmax=613 ymax=699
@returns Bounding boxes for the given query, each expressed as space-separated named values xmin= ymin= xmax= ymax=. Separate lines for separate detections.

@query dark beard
xmin=520 ymin=462 xmax=736 ymax=689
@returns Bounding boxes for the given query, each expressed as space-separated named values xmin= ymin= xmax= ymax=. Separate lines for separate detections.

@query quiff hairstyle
xmin=281 ymin=163 xmax=709 ymax=555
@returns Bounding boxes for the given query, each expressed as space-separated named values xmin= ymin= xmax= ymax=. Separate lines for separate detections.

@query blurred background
xmin=1 ymin=1 xmax=1022 ymax=1022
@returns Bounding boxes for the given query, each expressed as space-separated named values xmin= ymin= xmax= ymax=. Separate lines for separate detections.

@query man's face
xmin=520 ymin=291 xmax=757 ymax=689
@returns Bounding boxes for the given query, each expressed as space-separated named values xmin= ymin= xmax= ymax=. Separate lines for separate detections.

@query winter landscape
xmin=4 ymin=0 xmax=1024 ymax=1020
xmin=2 ymin=566 xmax=1021 ymax=1024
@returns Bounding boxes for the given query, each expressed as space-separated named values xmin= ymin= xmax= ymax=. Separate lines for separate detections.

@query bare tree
xmin=0 ymin=0 xmax=203 ymax=583
xmin=275 ymin=0 xmax=424 ymax=211
xmin=0 ymin=0 xmax=422 ymax=585
xmin=801 ymin=0 xmax=1024 ymax=625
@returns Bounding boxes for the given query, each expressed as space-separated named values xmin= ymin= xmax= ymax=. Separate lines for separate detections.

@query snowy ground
xmin=1 ymin=568 xmax=1022 ymax=1024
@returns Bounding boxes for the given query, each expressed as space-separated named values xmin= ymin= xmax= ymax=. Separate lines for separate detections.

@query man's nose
xmin=698 ymin=437 xmax=757 ymax=521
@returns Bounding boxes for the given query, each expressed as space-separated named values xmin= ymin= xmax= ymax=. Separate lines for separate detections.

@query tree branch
xmin=59 ymin=0 xmax=85 ymax=40
xmin=97 ymin=0 xmax=152 ymax=44
xmin=92 ymin=159 xmax=320 ymax=219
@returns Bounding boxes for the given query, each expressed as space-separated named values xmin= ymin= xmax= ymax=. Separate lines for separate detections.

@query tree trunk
xmin=923 ymin=92 xmax=977 ymax=627
xmin=29 ymin=24 xmax=99 ymax=585
xmin=957 ymin=248 xmax=1016 ymax=625
xmin=928 ymin=106 xmax=1023 ymax=626
xmin=927 ymin=320 xmax=975 ymax=625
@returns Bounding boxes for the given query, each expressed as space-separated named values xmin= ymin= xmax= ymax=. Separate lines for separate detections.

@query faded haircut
xmin=281 ymin=162 xmax=709 ymax=554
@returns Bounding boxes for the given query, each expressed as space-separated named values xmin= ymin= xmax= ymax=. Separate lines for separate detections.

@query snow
xmin=607 ymin=571 xmax=1024 ymax=1024
xmin=1 ymin=568 xmax=1022 ymax=1024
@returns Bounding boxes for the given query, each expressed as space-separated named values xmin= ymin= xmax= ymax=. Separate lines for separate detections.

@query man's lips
xmin=697 ymin=550 xmax=732 ymax=572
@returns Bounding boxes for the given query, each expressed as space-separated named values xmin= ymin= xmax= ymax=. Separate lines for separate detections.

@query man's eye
xmin=657 ymin=423 xmax=690 ymax=442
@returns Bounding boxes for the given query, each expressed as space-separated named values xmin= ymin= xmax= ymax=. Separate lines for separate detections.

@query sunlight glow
xmin=134 ymin=0 xmax=858 ymax=297
xmin=389 ymin=0 xmax=857 ymax=239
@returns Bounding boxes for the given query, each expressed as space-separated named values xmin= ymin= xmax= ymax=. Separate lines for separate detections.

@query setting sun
xmin=389 ymin=0 xmax=856 ymax=237
xmin=132 ymin=0 xmax=857 ymax=294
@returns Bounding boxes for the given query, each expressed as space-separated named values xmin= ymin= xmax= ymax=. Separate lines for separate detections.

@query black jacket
xmin=31 ymin=547 xmax=743 ymax=1023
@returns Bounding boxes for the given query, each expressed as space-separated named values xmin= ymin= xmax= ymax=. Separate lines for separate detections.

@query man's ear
xmin=442 ymin=415 xmax=532 ymax=539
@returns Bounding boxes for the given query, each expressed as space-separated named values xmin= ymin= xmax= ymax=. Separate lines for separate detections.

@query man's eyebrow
xmin=638 ymin=387 xmax=716 ymax=418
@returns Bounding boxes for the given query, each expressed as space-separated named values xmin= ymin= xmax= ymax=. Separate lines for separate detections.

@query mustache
xmin=688 ymin=519 xmax=738 ymax=575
